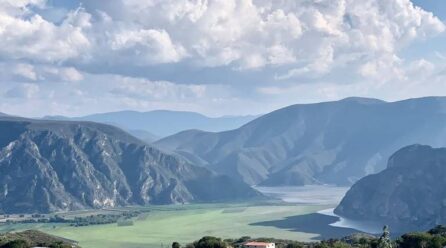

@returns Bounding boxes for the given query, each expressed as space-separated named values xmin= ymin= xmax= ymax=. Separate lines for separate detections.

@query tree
xmin=0 ymin=240 xmax=29 ymax=248
xmin=286 ymin=242 xmax=304 ymax=248
xmin=172 ymin=242 xmax=181 ymax=248
xmin=428 ymin=225 xmax=446 ymax=236
xmin=377 ymin=225 xmax=392 ymax=248
xmin=398 ymin=232 xmax=446 ymax=248
xmin=49 ymin=241 xmax=72 ymax=248
xmin=237 ymin=236 xmax=251 ymax=243
xmin=193 ymin=236 xmax=227 ymax=248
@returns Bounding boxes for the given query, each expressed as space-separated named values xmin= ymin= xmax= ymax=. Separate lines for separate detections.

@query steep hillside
xmin=0 ymin=117 xmax=260 ymax=214
xmin=156 ymin=97 xmax=446 ymax=186
xmin=127 ymin=129 xmax=159 ymax=143
xmin=335 ymin=145 xmax=446 ymax=231
xmin=0 ymin=230 xmax=80 ymax=248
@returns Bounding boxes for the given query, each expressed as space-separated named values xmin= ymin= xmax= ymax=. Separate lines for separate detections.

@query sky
xmin=0 ymin=0 xmax=445 ymax=117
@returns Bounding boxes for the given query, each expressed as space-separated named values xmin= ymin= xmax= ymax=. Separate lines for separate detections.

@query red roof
xmin=244 ymin=242 xmax=273 ymax=246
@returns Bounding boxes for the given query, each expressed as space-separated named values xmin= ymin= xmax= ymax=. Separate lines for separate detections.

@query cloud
xmin=0 ymin=63 xmax=84 ymax=82
xmin=109 ymin=77 xmax=206 ymax=100
xmin=0 ymin=72 xmax=241 ymax=117
xmin=42 ymin=66 xmax=85 ymax=82
xmin=108 ymin=28 xmax=187 ymax=64
xmin=12 ymin=64 xmax=37 ymax=81
xmin=0 ymin=0 xmax=46 ymax=12
xmin=0 ymin=0 xmax=443 ymax=76
xmin=5 ymin=83 xmax=40 ymax=99
xmin=0 ymin=3 xmax=91 ymax=63
xmin=0 ymin=0 xmax=445 ymax=117
xmin=257 ymin=56 xmax=446 ymax=107
xmin=58 ymin=67 xmax=84 ymax=81
xmin=358 ymin=54 xmax=404 ymax=82
xmin=83 ymin=0 xmax=444 ymax=79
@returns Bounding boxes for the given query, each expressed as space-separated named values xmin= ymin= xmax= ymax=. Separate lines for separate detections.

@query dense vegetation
xmin=176 ymin=225 xmax=446 ymax=248
xmin=2 ymin=210 xmax=146 ymax=227
xmin=2 ymin=224 xmax=446 ymax=248
xmin=0 ymin=230 xmax=78 ymax=248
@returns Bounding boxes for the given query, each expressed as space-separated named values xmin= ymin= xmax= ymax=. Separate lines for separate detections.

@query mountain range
xmin=43 ymin=110 xmax=258 ymax=140
xmin=156 ymin=97 xmax=446 ymax=186
xmin=335 ymin=144 xmax=446 ymax=232
xmin=3 ymin=96 xmax=446 ymax=213
xmin=0 ymin=116 xmax=261 ymax=214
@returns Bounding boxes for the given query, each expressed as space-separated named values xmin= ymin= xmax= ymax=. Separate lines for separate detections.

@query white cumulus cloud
xmin=0 ymin=0 xmax=445 ymax=117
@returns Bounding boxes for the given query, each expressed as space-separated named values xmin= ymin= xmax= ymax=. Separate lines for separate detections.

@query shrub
xmin=49 ymin=241 xmax=72 ymax=248
xmin=398 ymin=232 xmax=446 ymax=248
xmin=428 ymin=225 xmax=446 ymax=236
xmin=285 ymin=242 xmax=304 ymax=248
xmin=193 ymin=236 xmax=228 ymax=248
xmin=0 ymin=240 xmax=29 ymax=248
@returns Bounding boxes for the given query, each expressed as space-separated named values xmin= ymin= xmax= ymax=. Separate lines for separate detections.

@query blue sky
xmin=412 ymin=0 xmax=446 ymax=20
xmin=407 ymin=0 xmax=446 ymax=58
xmin=0 ymin=0 xmax=445 ymax=117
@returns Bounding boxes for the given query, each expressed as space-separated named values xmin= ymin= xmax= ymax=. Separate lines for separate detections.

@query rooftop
xmin=244 ymin=242 xmax=274 ymax=246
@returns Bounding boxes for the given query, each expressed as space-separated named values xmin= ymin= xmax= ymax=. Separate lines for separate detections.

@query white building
xmin=243 ymin=242 xmax=275 ymax=248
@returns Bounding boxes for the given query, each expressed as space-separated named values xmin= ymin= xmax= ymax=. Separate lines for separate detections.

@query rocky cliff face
xmin=335 ymin=145 xmax=446 ymax=231
xmin=0 ymin=117 xmax=261 ymax=214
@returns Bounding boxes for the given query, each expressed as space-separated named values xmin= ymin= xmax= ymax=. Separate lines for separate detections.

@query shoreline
xmin=317 ymin=208 xmax=382 ymax=234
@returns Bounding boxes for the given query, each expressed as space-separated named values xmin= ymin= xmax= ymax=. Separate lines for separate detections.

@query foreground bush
xmin=186 ymin=236 xmax=228 ymax=248
xmin=0 ymin=240 xmax=28 ymax=248
xmin=178 ymin=225 xmax=446 ymax=248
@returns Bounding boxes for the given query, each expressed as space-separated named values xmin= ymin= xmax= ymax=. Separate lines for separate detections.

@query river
xmin=254 ymin=186 xmax=384 ymax=239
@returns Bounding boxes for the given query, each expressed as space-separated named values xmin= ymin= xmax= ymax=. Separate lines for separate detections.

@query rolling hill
xmin=0 ymin=230 xmax=80 ymax=248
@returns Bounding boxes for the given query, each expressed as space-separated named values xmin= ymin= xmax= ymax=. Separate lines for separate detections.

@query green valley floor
xmin=0 ymin=203 xmax=331 ymax=248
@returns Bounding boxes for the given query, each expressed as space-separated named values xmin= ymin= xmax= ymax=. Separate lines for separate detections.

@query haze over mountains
xmin=0 ymin=116 xmax=260 ymax=214
xmin=3 ymin=96 xmax=446 ymax=216
xmin=43 ymin=110 xmax=258 ymax=140
xmin=156 ymin=97 xmax=446 ymax=186
xmin=335 ymin=144 xmax=446 ymax=232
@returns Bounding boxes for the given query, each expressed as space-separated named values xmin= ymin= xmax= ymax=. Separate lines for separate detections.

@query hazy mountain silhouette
xmin=157 ymin=97 xmax=446 ymax=186
xmin=43 ymin=110 xmax=258 ymax=138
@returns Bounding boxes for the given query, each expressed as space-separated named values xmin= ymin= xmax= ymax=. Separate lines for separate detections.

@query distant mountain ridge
xmin=43 ymin=110 xmax=258 ymax=138
xmin=335 ymin=144 xmax=446 ymax=232
xmin=0 ymin=116 xmax=261 ymax=214
xmin=156 ymin=97 xmax=446 ymax=186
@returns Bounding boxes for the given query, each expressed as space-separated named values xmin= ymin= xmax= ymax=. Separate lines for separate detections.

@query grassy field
xmin=0 ymin=203 xmax=331 ymax=248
